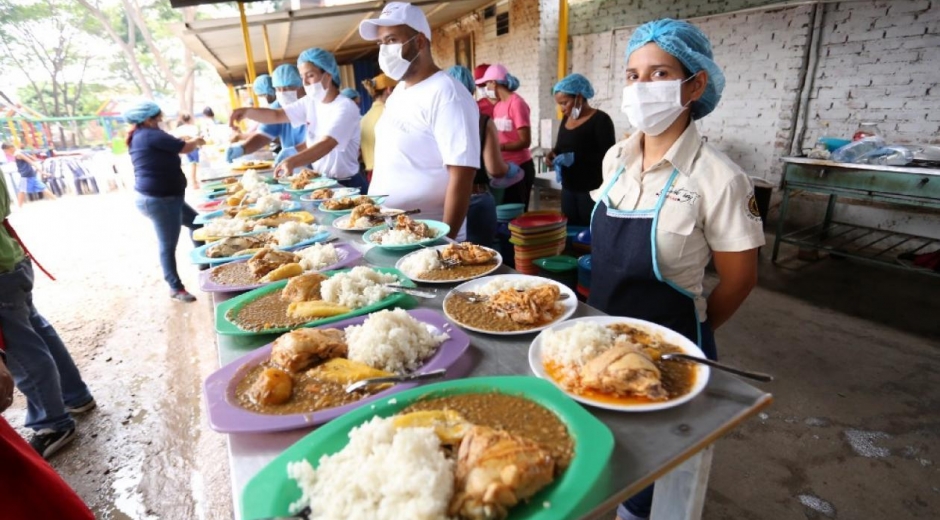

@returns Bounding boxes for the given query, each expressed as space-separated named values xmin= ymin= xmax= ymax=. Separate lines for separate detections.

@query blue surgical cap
xmin=272 ymin=64 xmax=302 ymax=88
xmin=553 ymin=73 xmax=595 ymax=100
xmin=499 ymin=73 xmax=520 ymax=92
xmin=446 ymin=66 xmax=475 ymax=94
xmin=340 ymin=88 xmax=359 ymax=99
xmin=627 ymin=19 xmax=725 ymax=119
xmin=253 ymin=74 xmax=275 ymax=97
xmin=297 ymin=48 xmax=341 ymax=87
xmin=123 ymin=101 xmax=161 ymax=124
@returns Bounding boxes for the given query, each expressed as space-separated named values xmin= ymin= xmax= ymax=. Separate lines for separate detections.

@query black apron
xmin=587 ymin=166 xmax=716 ymax=359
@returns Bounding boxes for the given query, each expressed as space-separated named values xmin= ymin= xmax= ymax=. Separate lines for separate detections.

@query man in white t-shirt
xmin=359 ymin=2 xmax=480 ymax=240
xmin=229 ymin=49 xmax=366 ymax=190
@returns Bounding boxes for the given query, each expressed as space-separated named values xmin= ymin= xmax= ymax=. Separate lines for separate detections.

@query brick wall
xmin=431 ymin=0 xmax=558 ymax=146
xmin=568 ymin=0 xmax=783 ymax=36
xmin=802 ymin=1 xmax=940 ymax=148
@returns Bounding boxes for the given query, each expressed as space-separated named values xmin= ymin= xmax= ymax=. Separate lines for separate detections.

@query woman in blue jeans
xmin=124 ymin=101 xmax=206 ymax=302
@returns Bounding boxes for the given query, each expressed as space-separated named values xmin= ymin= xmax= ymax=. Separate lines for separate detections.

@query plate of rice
xmin=396 ymin=244 xmax=502 ymax=284
xmin=330 ymin=207 xmax=403 ymax=232
xmin=362 ymin=219 xmax=450 ymax=251
xmin=285 ymin=177 xmax=340 ymax=195
xmin=190 ymin=228 xmax=331 ymax=265
xmin=198 ymin=243 xmax=363 ymax=293
xmin=215 ymin=266 xmax=416 ymax=336
xmin=203 ymin=308 xmax=471 ymax=433
xmin=318 ymin=195 xmax=388 ymax=215
xmin=528 ymin=316 xmax=710 ymax=412
xmin=239 ymin=375 xmax=614 ymax=520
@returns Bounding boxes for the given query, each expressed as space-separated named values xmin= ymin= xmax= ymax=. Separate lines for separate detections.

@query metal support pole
xmin=556 ymin=0 xmax=569 ymax=119
xmin=238 ymin=1 xmax=259 ymax=107
xmin=262 ymin=24 xmax=275 ymax=74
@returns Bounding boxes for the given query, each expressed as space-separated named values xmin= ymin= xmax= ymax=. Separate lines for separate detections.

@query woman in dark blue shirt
xmin=124 ymin=101 xmax=205 ymax=302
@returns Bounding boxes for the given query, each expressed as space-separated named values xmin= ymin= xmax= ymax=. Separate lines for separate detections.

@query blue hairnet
xmin=340 ymin=88 xmax=359 ymax=99
xmin=253 ymin=74 xmax=275 ymax=97
xmin=498 ymin=73 xmax=520 ymax=92
xmin=123 ymin=101 xmax=161 ymax=124
xmin=553 ymin=73 xmax=595 ymax=100
xmin=446 ymin=65 xmax=475 ymax=94
xmin=272 ymin=64 xmax=302 ymax=88
xmin=297 ymin=48 xmax=341 ymax=86
xmin=627 ymin=19 xmax=725 ymax=119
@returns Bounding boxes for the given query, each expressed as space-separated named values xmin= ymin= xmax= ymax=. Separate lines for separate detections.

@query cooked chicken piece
xmin=247 ymin=367 xmax=293 ymax=405
xmin=450 ymin=426 xmax=555 ymax=520
xmin=310 ymin=188 xmax=334 ymax=199
xmin=222 ymin=177 xmax=239 ymax=185
xmin=391 ymin=214 xmax=431 ymax=238
xmin=321 ymin=197 xmax=355 ymax=210
xmin=580 ymin=342 xmax=667 ymax=400
xmin=270 ymin=328 xmax=347 ymax=373
xmin=349 ymin=203 xmax=381 ymax=222
xmin=280 ymin=272 xmax=327 ymax=302
xmin=441 ymin=242 xmax=496 ymax=265
xmin=247 ymin=248 xmax=300 ymax=277
xmin=289 ymin=170 xmax=319 ymax=190
xmin=352 ymin=195 xmax=373 ymax=206
xmin=486 ymin=284 xmax=560 ymax=325
xmin=207 ymin=236 xmax=269 ymax=258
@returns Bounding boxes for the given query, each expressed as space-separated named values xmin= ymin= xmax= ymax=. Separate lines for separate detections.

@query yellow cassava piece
xmin=305 ymin=358 xmax=393 ymax=385
xmin=259 ymin=263 xmax=304 ymax=283
xmin=286 ymin=301 xmax=351 ymax=319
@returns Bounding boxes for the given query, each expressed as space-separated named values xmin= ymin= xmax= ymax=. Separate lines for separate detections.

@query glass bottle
xmin=853 ymin=122 xmax=881 ymax=141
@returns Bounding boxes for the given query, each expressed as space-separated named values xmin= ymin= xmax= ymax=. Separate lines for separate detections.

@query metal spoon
xmin=345 ymin=368 xmax=447 ymax=394
xmin=660 ymin=353 xmax=774 ymax=382
xmin=385 ymin=284 xmax=437 ymax=298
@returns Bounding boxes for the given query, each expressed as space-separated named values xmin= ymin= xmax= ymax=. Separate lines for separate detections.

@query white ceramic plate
xmin=443 ymin=274 xmax=577 ymax=336
xmin=528 ymin=316 xmax=710 ymax=412
xmin=395 ymin=245 xmax=503 ymax=284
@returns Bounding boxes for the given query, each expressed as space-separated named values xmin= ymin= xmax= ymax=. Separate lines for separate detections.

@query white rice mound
xmin=375 ymin=228 xmax=425 ymax=245
xmin=399 ymin=249 xmax=442 ymax=277
xmin=320 ymin=266 xmax=398 ymax=308
xmin=352 ymin=216 xmax=377 ymax=229
xmin=253 ymin=193 xmax=289 ymax=214
xmin=203 ymin=218 xmax=250 ymax=237
xmin=476 ymin=277 xmax=546 ymax=296
xmin=241 ymin=169 xmax=264 ymax=190
xmin=287 ymin=416 xmax=454 ymax=520
xmin=345 ymin=309 xmax=449 ymax=373
xmin=274 ymin=221 xmax=320 ymax=246
xmin=542 ymin=321 xmax=616 ymax=368
xmin=296 ymin=243 xmax=340 ymax=271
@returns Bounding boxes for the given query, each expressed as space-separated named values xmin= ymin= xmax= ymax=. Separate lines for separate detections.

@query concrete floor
xmin=2 ymin=191 xmax=938 ymax=519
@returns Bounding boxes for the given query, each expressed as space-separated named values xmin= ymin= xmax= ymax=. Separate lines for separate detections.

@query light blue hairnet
xmin=272 ymin=64 xmax=302 ymax=88
xmin=627 ymin=18 xmax=725 ymax=119
xmin=297 ymin=48 xmax=341 ymax=86
xmin=446 ymin=65 xmax=475 ymax=94
xmin=498 ymin=73 xmax=520 ymax=92
xmin=553 ymin=73 xmax=595 ymax=100
xmin=253 ymin=74 xmax=275 ymax=97
xmin=340 ymin=88 xmax=359 ymax=99
xmin=122 ymin=101 xmax=161 ymax=124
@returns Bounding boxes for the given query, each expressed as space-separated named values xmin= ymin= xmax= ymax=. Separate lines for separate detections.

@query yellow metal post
xmin=227 ymin=84 xmax=240 ymax=112
xmin=556 ymin=0 xmax=569 ymax=119
xmin=262 ymin=24 xmax=275 ymax=74
xmin=7 ymin=120 xmax=20 ymax=147
xmin=238 ymin=1 xmax=259 ymax=107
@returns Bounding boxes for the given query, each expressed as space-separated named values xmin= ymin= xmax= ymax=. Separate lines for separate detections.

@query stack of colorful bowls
xmin=534 ymin=255 xmax=579 ymax=292
xmin=508 ymin=211 xmax=568 ymax=274
xmin=496 ymin=203 xmax=525 ymax=222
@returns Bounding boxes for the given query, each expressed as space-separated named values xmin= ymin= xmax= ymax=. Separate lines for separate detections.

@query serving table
xmin=208 ymin=210 xmax=773 ymax=520
xmin=773 ymin=158 xmax=940 ymax=276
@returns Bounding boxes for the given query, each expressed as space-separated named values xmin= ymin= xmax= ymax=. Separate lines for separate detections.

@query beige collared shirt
xmin=590 ymin=123 xmax=765 ymax=321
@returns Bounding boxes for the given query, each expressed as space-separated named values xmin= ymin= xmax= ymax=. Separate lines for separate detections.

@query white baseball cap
xmin=359 ymin=2 xmax=432 ymax=42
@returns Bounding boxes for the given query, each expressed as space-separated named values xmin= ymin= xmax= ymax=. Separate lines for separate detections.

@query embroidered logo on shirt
xmin=747 ymin=193 xmax=763 ymax=222
xmin=494 ymin=117 xmax=513 ymax=132
xmin=656 ymin=187 xmax=701 ymax=205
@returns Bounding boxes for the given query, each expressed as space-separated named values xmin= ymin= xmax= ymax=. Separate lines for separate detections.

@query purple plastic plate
xmin=203 ymin=308 xmax=471 ymax=433
xmin=198 ymin=243 xmax=362 ymax=293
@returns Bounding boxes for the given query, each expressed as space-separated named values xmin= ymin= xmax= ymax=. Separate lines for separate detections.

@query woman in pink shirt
xmin=476 ymin=64 xmax=534 ymax=209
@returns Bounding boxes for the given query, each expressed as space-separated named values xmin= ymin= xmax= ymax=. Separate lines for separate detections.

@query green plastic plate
xmin=214 ymin=267 xmax=415 ymax=336
xmin=241 ymin=375 xmax=614 ymax=520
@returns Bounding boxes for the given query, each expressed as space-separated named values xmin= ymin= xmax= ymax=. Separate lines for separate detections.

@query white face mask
xmin=304 ymin=77 xmax=329 ymax=102
xmin=276 ymin=90 xmax=298 ymax=105
xmin=570 ymin=98 xmax=582 ymax=120
xmin=484 ymin=88 xmax=496 ymax=99
xmin=378 ymin=36 xmax=418 ymax=81
xmin=620 ymin=77 xmax=694 ymax=136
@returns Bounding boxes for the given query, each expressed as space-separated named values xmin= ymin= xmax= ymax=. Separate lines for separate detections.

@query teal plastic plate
xmin=214 ymin=267 xmax=415 ymax=336
xmin=284 ymin=178 xmax=339 ymax=195
xmin=317 ymin=195 xmax=388 ymax=215
xmin=241 ymin=375 xmax=614 ymax=520
xmin=362 ymin=219 xmax=450 ymax=251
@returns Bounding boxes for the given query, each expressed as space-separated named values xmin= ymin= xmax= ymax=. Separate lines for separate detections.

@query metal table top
xmin=781 ymin=156 xmax=940 ymax=177
xmin=212 ymin=210 xmax=773 ymax=519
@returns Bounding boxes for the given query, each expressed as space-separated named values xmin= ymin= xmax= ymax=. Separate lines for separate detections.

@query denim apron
xmin=587 ymin=165 xmax=716 ymax=359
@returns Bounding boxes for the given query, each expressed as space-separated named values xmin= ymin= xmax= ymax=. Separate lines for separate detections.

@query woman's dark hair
xmin=178 ymin=113 xmax=192 ymax=125
xmin=125 ymin=112 xmax=161 ymax=148
xmin=202 ymin=107 xmax=214 ymax=118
